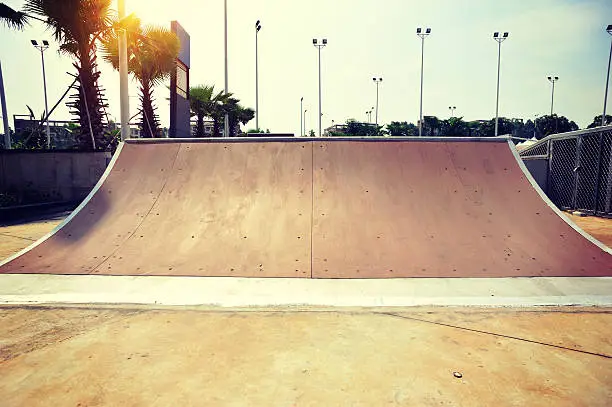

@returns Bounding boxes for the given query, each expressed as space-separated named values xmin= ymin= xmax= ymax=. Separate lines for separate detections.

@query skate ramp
xmin=1 ymin=138 xmax=611 ymax=278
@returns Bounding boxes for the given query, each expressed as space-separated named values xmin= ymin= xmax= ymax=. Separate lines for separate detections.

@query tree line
xmin=333 ymin=114 xmax=612 ymax=139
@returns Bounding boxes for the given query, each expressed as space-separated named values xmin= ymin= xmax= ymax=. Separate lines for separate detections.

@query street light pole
xmin=224 ymin=0 xmax=229 ymax=137
xmin=373 ymin=77 xmax=382 ymax=127
xmin=0 ymin=61 xmax=11 ymax=149
xmin=493 ymin=31 xmax=509 ymax=137
xmin=313 ymin=38 xmax=327 ymax=137
xmin=304 ymin=109 xmax=308 ymax=136
xmin=255 ymin=20 xmax=261 ymax=131
xmin=449 ymin=106 xmax=457 ymax=117
xmin=417 ymin=27 xmax=431 ymax=137
xmin=300 ymin=97 xmax=303 ymax=136
xmin=117 ymin=0 xmax=130 ymax=142
xmin=548 ymin=76 xmax=559 ymax=116
xmin=602 ymin=24 xmax=612 ymax=126
xmin=31 ymin=40 xmax=51 ymax=148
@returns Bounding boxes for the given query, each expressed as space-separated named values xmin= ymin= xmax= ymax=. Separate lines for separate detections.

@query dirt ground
xmin=0 ymin=305 xmax=611 ymax=406
xmin=0 ymin=214 xmax=611 ymax=406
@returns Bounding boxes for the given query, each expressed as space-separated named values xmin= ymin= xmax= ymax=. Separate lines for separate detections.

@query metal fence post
xmin=571 ymin=135 xmax=583 ymax=210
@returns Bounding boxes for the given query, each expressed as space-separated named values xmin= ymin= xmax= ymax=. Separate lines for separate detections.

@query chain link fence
xmin=520 ymin=125 xmax=612 ymax=217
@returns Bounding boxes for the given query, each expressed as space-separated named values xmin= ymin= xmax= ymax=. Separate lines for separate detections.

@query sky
xmin=1 ymin=0 xmax=612 ymax=136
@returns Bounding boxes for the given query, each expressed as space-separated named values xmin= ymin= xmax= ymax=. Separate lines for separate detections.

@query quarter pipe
xmin=1 ymin=138 xmax=611 ymax=278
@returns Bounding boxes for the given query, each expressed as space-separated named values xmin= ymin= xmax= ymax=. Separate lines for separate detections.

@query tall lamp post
xmin=303 ymin=109 xmax=308 ymax=136
xmin=416 ymin=27 xmax=431 ymax=137
xmin=547 ymin=76 xmax=559 ymax=116
xmin=31 ymin=40 xmax=51 ymax=148
xmin=255 ymin=20 xmax=261 ymax=131
xmin=300 ymin=97 xmax=303 ymax=136
xmin=118 ymin=0 xmax=129 ymax=142
xmin=313 ymin=38 xmax=327 ymax=137
xmin=449 ymin=106 xmax=456 ymax=117
xmin=0 ymin=62 xmax=11 ymax=149
xmin=493 ymin=31 xmax=509 ymax=137
xmin=373 ymin=77 xmax=383 ymax=126
xmin=224 ymin=0 xmax=229 ymax=137
xmin=602 ymin=24 xmax=612 ymax=126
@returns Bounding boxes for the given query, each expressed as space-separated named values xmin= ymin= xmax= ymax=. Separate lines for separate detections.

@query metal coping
xmin=125 ymin=136 xmax=510 ymax=144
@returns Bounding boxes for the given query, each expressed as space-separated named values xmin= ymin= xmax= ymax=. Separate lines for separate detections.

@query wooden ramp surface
xmin=1 ymin=138 xmax=611 ymax=278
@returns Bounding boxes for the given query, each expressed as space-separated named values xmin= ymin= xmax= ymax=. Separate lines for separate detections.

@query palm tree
xmin=104 ymin=23 xmax=179 ymax=138
xmin=0 ymin=3 xmax=29 ymax=29
xmin=23 ymin=0 xmax=116 ymax=149
xmin=189 ymin=85 xmax=231 ymax=137
xmin=225 ymin=98 xmax=254 ymax=137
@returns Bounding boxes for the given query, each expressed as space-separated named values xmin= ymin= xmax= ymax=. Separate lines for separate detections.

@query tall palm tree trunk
xmin=69 ymin=46 xmax=106 ymax=150
xmin=139 ymin=79 xmax=159 ymax=138
xmin=196 ymin=112 xmax=205 ymax=137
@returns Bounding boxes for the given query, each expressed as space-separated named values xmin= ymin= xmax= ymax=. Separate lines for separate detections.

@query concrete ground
xmin=0 ymin=213 xmax=611 ymax=406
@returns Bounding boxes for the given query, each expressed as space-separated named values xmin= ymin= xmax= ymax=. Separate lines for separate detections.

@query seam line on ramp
xmin=310 ymin=142 xmax=314 ymax=278
xmin=89 ymin=144 xmax=183 ymax=274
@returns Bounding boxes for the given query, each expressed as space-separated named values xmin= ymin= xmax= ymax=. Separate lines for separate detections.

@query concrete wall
xmin=0 ymin=151 xmax=109 ymax=206
xmin=523 ymin=157 xmax=549 ymax=194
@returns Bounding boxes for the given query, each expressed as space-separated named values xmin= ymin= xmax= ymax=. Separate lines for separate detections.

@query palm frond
xmin=0 ymin=3 xmax=29 ymax=30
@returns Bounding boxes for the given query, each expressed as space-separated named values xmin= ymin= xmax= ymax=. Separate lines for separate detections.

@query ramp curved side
xmin=0 ymin=142 xmax=181 ymax=274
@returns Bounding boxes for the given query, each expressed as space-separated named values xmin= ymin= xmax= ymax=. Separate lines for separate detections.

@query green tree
xmin=422 ymin=116 xmax=440 ymax=136
xmin=440 ymin=117 xmax=469 ymax=137
xmin=534 ymin=114 xmax=578 ymax=139
xmin=23 ymin=0 xmax=116 ymax=149
xmin=386 ymin=121 xmax=417 ymax=137
xmin=103 ymin=23 xmax=180 ymax=138
xmin=188 ymin=85 xmax=231 ymax=137
xmin=345 ymin=119 xmax=380 ymax=136
xmin=472 ymin=118 xmax=515 ymax=137
xmin=587 ymin=115 xmax=612 ymax=128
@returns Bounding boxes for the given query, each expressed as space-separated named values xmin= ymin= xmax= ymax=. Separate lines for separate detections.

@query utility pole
xmin=0 ymin=61 xmax=11 ymax=149
xmin=548 ymin=76 xmax=559 ymax=116
xmin=373 ymin=77 xmax=383 ymax=127
xmin=493 ymin=31 xmax=509 ymax=137
xmin=313 ymin=38 xmax=327 ymax=137
xmin=255 ymin=20 xmax=261 ymax=131
xmin=118 ymin=0 xmax=130 ymax=141
xmin=416 ymin=27 xmax=431 ymax=137
xmin=31 ymin=40 xmax=51 ymax=147
xmin=224 ymin=0 xmax=229 ymax=137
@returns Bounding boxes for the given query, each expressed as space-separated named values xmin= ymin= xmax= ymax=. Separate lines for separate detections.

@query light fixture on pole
xmin=602 ymin=24 xmax=612 ymax=126
xmin=493 ymin=31 xmax=509 ymax=137
xmin=304 ymin=109 xmax=308 ymax=136
xmin=449 ymin=106 xmax=456 ymax=117
xmin=547 ymin=76 xmax=559 ymax=116
xmin=416 ymin=27 xmax=431 ymax=137
xmin=255 ymin=20 xmax=261 ymax=131
xmin=313 ymin=38 xmax=327 ymax=137
xmin=300 ymin=97 xmax=303 ymax=136
xmin=224 ymin=0 xmax=229 ymax=137
xmin=373 ymin=77 xmax=383 ymax=127
xmin=31 ymin=40 xmax=51 ymax=148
